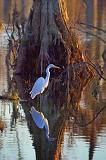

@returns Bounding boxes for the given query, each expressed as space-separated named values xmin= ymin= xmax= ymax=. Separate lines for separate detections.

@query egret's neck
xmin=45 ymin=68 xmax=50 ymax=87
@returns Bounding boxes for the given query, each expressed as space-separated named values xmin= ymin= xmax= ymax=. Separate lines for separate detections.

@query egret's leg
xmin=40 ymin=94 xmax=42 ymax=112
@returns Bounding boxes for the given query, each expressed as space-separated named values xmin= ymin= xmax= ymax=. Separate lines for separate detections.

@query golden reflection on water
xmin=86 ymin=0 xmax=106 ymax=65
xmin=0 ymin=50 xmax=7 ymax=94
xmin=0 ymin=0 xmax=32 ymax=23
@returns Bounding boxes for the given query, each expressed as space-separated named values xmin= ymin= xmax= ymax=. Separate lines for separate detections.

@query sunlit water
xmin=0 ymin=101 xmax=36 ymax=160
xmin=61 ymin=122 xmax=106 ymax=160
xmin=0 ymin=1 xmax=106 ymax=160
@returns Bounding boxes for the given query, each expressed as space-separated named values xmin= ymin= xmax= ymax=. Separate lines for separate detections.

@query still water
xmin=0 ymin=0 xmax=106 ymax=160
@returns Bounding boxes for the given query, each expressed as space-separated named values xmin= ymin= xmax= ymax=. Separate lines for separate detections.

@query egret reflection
xmin=30 ymin=106 xmax=56 ymax=141
xmin=30 ymin=106 xmax=49 ymax=139
xmin=30 ymin=64 xmax=60 ymax=99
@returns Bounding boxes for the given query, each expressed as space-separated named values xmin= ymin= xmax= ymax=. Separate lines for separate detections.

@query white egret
xmin=30 ymin=64 xmax=60 ymax=99
xmin=30 ymin=106 xmax=49 ymax=139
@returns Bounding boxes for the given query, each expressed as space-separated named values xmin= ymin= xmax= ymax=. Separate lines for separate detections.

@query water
xmin=0 ymin=101 xmax=36 ymax=160
xmin=0 ymin=1 xmax=106 ymax=160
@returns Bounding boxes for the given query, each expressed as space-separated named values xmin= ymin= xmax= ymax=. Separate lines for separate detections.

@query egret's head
xmin=46 ymin=64 xmax=60 ymax=70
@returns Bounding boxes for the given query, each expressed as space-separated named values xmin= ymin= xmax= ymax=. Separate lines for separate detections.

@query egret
xmin=30 ymin=106 xmax=49 ymax=139
xmin=30 ymin=64 xmax=60 ymax=99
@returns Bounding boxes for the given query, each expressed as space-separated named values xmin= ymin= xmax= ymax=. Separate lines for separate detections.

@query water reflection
xmin=85 ymin=0 xmax=106 ymax=66
xmin=0 ymin=0 xmax=32 ymax=23
xmin=30 ymin=106 xmax=50 ymax=140
xmin=0 ymin=100 xmax=36 ymax=160
xmin=12 ymin=73 xmax=106 ymax=160
xmin=0 ymin=117 xmax=6 ymax=132
xmin=61 ymin=104 xmax=106 ymax=160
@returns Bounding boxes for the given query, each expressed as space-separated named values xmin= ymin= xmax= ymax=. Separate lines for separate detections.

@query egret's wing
xmin=44 ymin=118 xmax=49 ymax=139
xmin=30 ymin=77 xmax=45 ymax=99
xmin=30 ymin=107 xmax=45 ymax=129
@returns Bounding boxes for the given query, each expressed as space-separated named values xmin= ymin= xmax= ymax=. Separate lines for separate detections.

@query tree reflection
xmin=10 ymin=100 xmax=19 ymax=127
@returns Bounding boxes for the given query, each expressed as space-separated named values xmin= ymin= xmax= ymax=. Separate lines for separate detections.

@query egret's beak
xmin=54 ymin=65 xmax=61 ymax=69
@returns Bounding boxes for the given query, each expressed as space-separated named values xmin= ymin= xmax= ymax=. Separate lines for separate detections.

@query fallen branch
xmin=58 ymin=60 xmax=106 ymax=81
xmin=83 ymin=61 xmax=106 ymax=80
xmin=76 ymin=27 xmax=106 ymax=44
xmin=78 ymin=22 xmax=106 ymax=33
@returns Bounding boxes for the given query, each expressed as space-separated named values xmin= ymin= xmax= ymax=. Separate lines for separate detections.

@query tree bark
xmin=15 ymin=0 xmax=92 ymax=90
xmin=15 ymin=1 xmax=78 ymax=74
